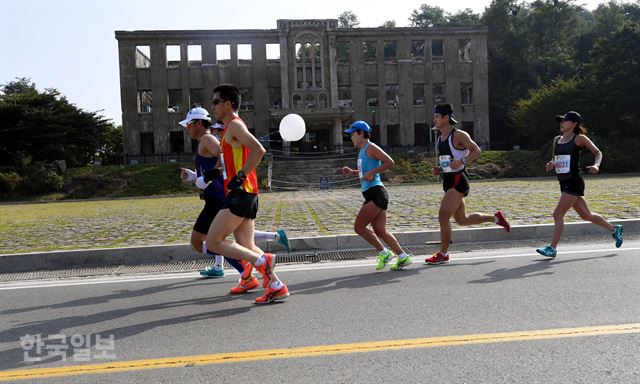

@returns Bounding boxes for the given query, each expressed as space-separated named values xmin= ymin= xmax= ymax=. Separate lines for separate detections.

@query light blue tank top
xmin=358 ymin=142 xmax=384 ymax=192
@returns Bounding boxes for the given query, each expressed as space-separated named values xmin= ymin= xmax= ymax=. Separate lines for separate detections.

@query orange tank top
xmin=220 ymin=117 xmax=259 ymax=195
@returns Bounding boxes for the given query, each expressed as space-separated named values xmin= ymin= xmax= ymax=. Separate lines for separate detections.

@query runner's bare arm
xmin=576 ymin=134 xmax=602 ymax=174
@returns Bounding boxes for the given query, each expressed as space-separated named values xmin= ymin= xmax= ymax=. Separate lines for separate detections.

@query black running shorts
xmin=223 ymin=189 xmax=259 ymax=219
xmin=193 ymin=196 xmax=225 ymax=234
xmin=442 ymin=171 xmax=470 ymax=197
xmin=362 ymin=185 xmax=389 ymax=210
xmin=559 ymin=175 xmax=585 ymax=196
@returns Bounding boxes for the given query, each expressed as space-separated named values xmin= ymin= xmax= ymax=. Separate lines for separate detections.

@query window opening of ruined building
xmin=384 ymin=41 xmax=397 ymax=63
xmin=168 ymin=89 xmax=182 ymax=113
xmin=336 ymin=41 xmax=349 ymax=64
xmin=363 ymin=41 xmax=376 ymax=63
xmin=293 ymin=94 xmax=303 ymax=109
xmin=216 ymin=44 xmax=231 ymax=65
xmin=140 ymin=132 xmax=154 ymax=155
xmin=366 ymin=86 xmax=378 ymax=107
xmin=188 ymin=45 xmax=202 ymax=67
xmin=460 ymin=82 xmax=473 ymax=104
xmin=238 ymin=44 xmax=252 ymax=65
xmin=266 ymin=43 xmax=280 ymax=64
xmin=433 ymin=83 xmax=445 ymax=103
xmin=135 ymin=46 xmax=151 ymax=68
xmin=166 ymin=45 xmax=181 ymax=68
xmin=189 ymin=89 xmax=203 ymax=108
xmin=318 ymin=93 xmax=327 ymax=108
xmin=459 ymin=39 xmax=472 ymax=62
xmin=413 ymin=84 xmax=425 ymax=105
xmin=240 ymin=88 xmax=254 ymax=110
xmin=305 ymin=94 xmax=316 ymax=109
xmin=386 ymin=84 xmax=399 ymax=107
xmin=137 ymin=90 xmax=152 ymax=113
xmin=170 ymin=131 xmax=184 ymax=153
xmin=431 ymin=40 xmax=444 ymax=60
xmin=411 ymin=40 xmax=424 ymax=63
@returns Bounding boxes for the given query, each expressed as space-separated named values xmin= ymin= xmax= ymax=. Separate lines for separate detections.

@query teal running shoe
xmin=199 ymin=266 xmax=225 ymax=278
xmin=612 ymin=225 xmax=623 ymax=248
xmin=391 ymin=256 xmax=413 ymax=270
xmin=375 ymin=249 xmax=394 ymax=270
xmin=536 ymin=245 xmax=557 ymax=258
xmin=277 ymin=228 xmax=290 ymax=253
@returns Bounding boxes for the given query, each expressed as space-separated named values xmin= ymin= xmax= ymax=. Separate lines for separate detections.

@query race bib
xmin=219 ymin=153 xmax=228 ymax=180
xmin=554 ymin=155 xmax=571 ymax=174
xmin=357 ymin=158 xmax=363 ymax=179
xmin=439 ymin=155 xmax=452 ymax=173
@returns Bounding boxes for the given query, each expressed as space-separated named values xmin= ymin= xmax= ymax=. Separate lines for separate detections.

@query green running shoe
xmin=375 ymin=250 xmax=394 ymax=270
xmin=536 ymin=245 xmax=557 ymax=258
xmin=199 ymin=266 xmax=225 ymax=278
xmin=391 ymin=256 xmax=413 ymax=270
xmin=277 ymin=228 xmax=290 ymax=253
xmin=612 ymin=224 xmax=623 ymax=248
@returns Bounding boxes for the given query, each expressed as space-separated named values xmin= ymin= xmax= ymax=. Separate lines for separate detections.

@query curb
xmin=1 ymin=219 xmax=637 ymax=274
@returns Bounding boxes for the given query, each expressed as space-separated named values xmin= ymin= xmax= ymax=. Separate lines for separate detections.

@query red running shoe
xmin=240 ymin=260 xmax=253 ymax=280
xmin=254 ymin=253 xmax=275 ymax=288
xmin=425 ymin=251 xmax=450 ymax=265
xmin=229 ymin=276 xmax=260 ymax=294
xmin=495 ymin=211 xmax=511 ymax=233
xmin=254 ymin=283 xmax=290 ymax=304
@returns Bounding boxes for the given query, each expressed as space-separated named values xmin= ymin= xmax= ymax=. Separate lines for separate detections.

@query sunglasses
xmin=212 ymin=98 xmax=228 ymax=105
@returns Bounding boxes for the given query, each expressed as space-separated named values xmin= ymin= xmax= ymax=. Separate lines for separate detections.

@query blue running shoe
xmin=199 ymin=266 xmax=225 ymax=278
xmin=536 ymin=245 xmax=557 ymax=258
xmin=277 ymin=228 xmax=290 ymax=253
xmin=612 ymin=225 xmax=623 ymax=248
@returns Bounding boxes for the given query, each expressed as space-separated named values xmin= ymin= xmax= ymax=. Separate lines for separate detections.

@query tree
xmin=380 ymin=20 xmax=397 ymax=28
xmin=447 ymin=9 xmax=482 ymax=26
xmin=0 ymin=78 xmax=121 ymax=167
xmin=338 ymin=11 xmax=360 ymax=28
xmin=408 ymin=4 xmax=447 ymax=27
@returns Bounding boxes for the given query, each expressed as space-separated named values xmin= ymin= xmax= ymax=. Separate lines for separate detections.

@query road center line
xmin=1 ymin=323 xmax=639 ymax=382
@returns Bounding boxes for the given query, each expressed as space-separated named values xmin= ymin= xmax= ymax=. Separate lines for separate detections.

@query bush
xmin=19 ymin=164 xmax=63 ymax=195
xmin=0 ymin=172 xmax=21 ymax=197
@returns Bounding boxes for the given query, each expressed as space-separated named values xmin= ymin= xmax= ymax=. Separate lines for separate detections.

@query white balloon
xmin=279 ymin=114 xmax=306 ymax=141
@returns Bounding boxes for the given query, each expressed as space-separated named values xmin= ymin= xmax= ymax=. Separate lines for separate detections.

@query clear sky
xmin=1 ymin=0 xmax=606 ymax=126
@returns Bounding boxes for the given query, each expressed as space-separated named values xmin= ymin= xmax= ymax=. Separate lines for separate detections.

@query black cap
xmin=555 ymin=111 xmax=582 ymax=123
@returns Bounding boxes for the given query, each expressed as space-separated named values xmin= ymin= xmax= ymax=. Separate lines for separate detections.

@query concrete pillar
xmin=151 ymin=41 xmax=169 ymax=155
xmin=328 ymin=33 xmax=338 ymax=107
xmin=473 ymin=34 xmax=490 ymax=149
xmin=252 ymin=40 xmax=269 ymax=141
xmin=278 ymin=33 xmax=290 ymax=108
xmin=375 ymin=39 xmax=387 ymax=146
xmin=117 ymin=40 xmax=139 ymax=157
xmin=397 ymin=39 xmax=414 ymax=146
xmin=332 ymin=117 xmax=343 ymax=152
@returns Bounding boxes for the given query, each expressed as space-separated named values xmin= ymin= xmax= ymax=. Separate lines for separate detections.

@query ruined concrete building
xmin=116 ymin=19 xmax=489 ymax=163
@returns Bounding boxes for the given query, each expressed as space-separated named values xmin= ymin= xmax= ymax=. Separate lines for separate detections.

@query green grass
xmin=1 ymin=176 xmax=638 ymax=255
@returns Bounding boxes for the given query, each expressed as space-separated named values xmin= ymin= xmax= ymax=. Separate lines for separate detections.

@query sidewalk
xmin=1 ymin=219 xmax=637 ymax=274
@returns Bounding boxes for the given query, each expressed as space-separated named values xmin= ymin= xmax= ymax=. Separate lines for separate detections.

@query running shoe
xmin=612 ymin=224 xmax=624 ymax=248
xmin=255 ymin=283 xmax=290 ymax=304
xmin=425 ymin=251 xmax=449 ymax=264
xmin=495 ymin=211 xmax=511 ymax=233
xmin=199 ymin=266 xmax=225 ymax=278
xmin=240 ymin=260 xmax=253 ymax=280
xmin=375 ymin=249 xmax=394 ymax=270
xmin=391 ymin=256 xmax=413 ymax=270
xmin=254 ymin=253 xmax=275 ymax=288
xmin=277 ymin=228 xmax=290 ymax=253
xmin=536 ymin=245 xmax=557 ymax=258
xmin=229 ymin=276 xmax=260 ymax=294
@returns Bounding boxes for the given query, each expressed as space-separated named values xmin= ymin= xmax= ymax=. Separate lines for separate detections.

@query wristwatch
xmin=237 ymin=170 xmax=246 ymax=179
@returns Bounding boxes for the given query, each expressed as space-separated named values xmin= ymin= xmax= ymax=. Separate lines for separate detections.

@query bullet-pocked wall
xmin=116 ymin=20 xmax=489 ymax=163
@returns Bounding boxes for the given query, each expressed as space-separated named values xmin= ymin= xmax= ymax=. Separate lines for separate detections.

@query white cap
xmin=179 ymin=107 xmax=211 ymax=127
xmin=212 ymin=122 xmax=225 ymax=130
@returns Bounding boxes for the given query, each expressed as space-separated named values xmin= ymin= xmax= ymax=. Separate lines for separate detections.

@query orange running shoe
xmin=424 ymin=251 xmax=449 ymax=265
xmin=229 ymin=276 xmax=260 ymax=294
xmin=254 ymin=253 xmax=275 ymax=288
xmin=254 ymin=283 xmax=290 ymax=304
xmin=494 ymin=211 xmax=511 ymax=233
xmin=240 ymin=260 xmax=253 ymax=280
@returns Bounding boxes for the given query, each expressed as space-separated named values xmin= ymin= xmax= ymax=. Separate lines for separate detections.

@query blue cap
xmin=344 ymin=120 xmax=372 ymax=134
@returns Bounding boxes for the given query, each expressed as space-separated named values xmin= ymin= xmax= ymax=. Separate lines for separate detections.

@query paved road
xmin=1 ymin=240 xmax=639 ymax=383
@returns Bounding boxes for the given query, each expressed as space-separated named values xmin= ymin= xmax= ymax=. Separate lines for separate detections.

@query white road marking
xmin=0 ymin=246 xmax=638 ymax=291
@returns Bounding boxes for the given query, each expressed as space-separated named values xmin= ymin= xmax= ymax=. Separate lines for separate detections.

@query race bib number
xmin=357 ymin=158 xmax=363 ymax=179
xmin=219 ymin=153 xmax=228 ymax=180
xmin=554 ymin=155 xmax=571 ymax=174
xmin=439 ymin=155 xmax=452 ymax=173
